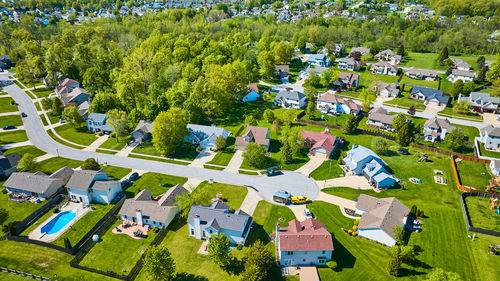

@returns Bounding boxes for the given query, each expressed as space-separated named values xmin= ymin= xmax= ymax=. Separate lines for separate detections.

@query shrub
xmin=97 ymin=131 xmax=103 ymax=136
xmin=354 ymin=219 xmax=360 ymax=226
xmin=326 ymin=260 xmax=337 ymax=269
xmin=352 ymin=225 xmax=358 ymax=230
xmin=236 ymin=244 xmax=243 ymax=251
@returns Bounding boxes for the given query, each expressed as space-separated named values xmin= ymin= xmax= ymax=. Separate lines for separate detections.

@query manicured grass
xmin=132 ymin=141 xmax=199 ymax=161
xmin=203 ymin=164 xmax=225 ymax=170
xmin=0 ymin=240 xmax=114 ymax=281
xmin=54 ymin=123 xmax=97 ymax=146
xmin=0 ymin=97 xmax=18 ymax=113
xmin=36 ymin=157 xmax=82 ymax=174
xmin=47 ymin=129 xmax=84 ymax=149
xmin=0 ymin=188 xmax=47 ymax=225
xmin=103 ymin=165 xmax=132 ymax=180
xmin=206 ymin=138 xmax=236 ymax=166
xmin=193 ymin=181 xmax=248 ymax=209
xmin=31 ymin=87 xmax=53 ymax=98
xmin=322 ymin=186 xmax=384 ymax=200
xmin=95 ymin=148 xmax=117 ymax=154
xmin=301 ymin=111 xmax=349 ymax=127
xmin=400 ymin=52 xmax=445 ymax=70
xmin=0 ymin=130 xmax=28 ymax=143
xmin=19 ymin=202 xmax=62 ymax=236
xmin=310 ymin=160 xmax=344 ymax=180
xmin=126 ymin=172 xmax=188 ymax=197
xmin=131 ymin=141 xmax=159 ymax=156
xmin=99 ymin=135 xmax=130 ymax=151
xmin=2 ymin=145 xmax=45 ymax=158
xmin=13 ymin=80 xmax=26 ymax=89
xmin=80 ymin=219 xmax=157 ymax=274
xmin=0 ymin=114 xmax=23 ymax=127
xmin=399 ymin=75 xmax=439 ymax=89
xmin=456 ymin=160 xmax=491 ymax=191
xmin=40 ymin=113 xmax=62 ymax=126
xmin=128 ymin=154 xmax=190 ymax=166
xmin=358 ymin=71 xmax=399 ymax=88
xmin=454 ymin=124 xmax=479 ymax=143
xmin=52 ymin=204 xmax=114 ymax=247
xmin=478 ymin=142 xmax=500 ymax=158
xmin=437 ymin=106 xmax=483 ymax=121
xmin=383 ymin=91 xmax=426 ymax=110
xmin=238 ymin=170 xmax=259 ymax=175
xmin=240 ymin=141 xmax=310 ymax=171
xmin=465 ymin=196 xmax=500 ymax=232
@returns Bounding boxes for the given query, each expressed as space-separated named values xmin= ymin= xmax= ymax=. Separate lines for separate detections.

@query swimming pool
xmin=41 ymin=210 xmax=77 ymax=235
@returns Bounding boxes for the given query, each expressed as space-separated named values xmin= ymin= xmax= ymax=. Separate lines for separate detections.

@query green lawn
xmin=80 ymin=219 xmax=157 ymax=274
xmin=322 ymin=186 xmax=386 ymax=200
xmin=206 ymin=137 xmax=236 ymax=166
xmin=456 ymin=160 xmax=491 ymax=191
xmin=0 ymin=114 xmax=23 ymax=127
xmin=128 ymin=154 xmax=190 ymax=165
xmin=126 ymin=172 xmax=188 ymax=197
xmin=301 ymin=111 xmax=349 ymax=127
xmin=13 ymin=80 xmax=26 ymax=89
xmin=310 ymin=160 xmax=344 ymax=180
xmin=31 ymin=87 xmax=53 ymax=98
xmin=0 ymin=188 xmax=47 ymax=225
xmin=359 ymin=72 xmax=400 ymax=88
xmin=35 ymin=157 xmax=82 ymax=174
xmin=0 ymin=97 xmax=18 ymax=113
xmin=103 ymin=165 xmax=132 ymax=180
xmin=400 ymin=52 xmax=445 ymax=70
xmin=95 ymin=148 xmax=117 ymax=154
xmin=132 ymin=141 xmax=199 ymax=161
xmin=40 ymin=113 xmax=62 ymax=126
xmin=438 ymin=106 xmax=483 ymax=121
xmin=240 ymin=140 xmax=310 ymax=171
xmin=383 ymin=91 xmax=426 ymax=110
xmin=239 ymin=170 xmax=259 ymax=175
xmin=399 ymin=75 xmax=439 ymax=89
xmin=47 ymin=129 xmax=84 ymax=149
xmin=54 ymin=123 xmax=97 ymax=146
xmin=0 ymin=130 xmax=28 ymax=144
xmin=465 ymin=196 xmax=500 ymax=232
xmin=192 ymin=181 xmax=248 ymax=209
xmin=2 ymin=145 xmax=45 ymax=158
xmin=478 ymin=143 xmax=500 ymax=158
xmin=454 ymin=124 xmax=479 ymax=143
xmin=203 ymin=164 xmax=225 ymax=170
xmin=19 ymin=202 xmax=63 ymax=236
xmin=99 ymin=135 xmax=131 ymax=151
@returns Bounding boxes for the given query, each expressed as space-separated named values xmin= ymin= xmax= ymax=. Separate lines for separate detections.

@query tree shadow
xmin=174 ymin=273 xmax=209 ymax=281
xmin=245 ymin=223 xmax=270 ymax=245
xmin=222 ymin=257 xmax=245 ymax=275
xmin=399 ymin=268 xmax=426 ymax=277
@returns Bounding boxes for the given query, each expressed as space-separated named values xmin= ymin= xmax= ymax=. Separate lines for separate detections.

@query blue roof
xmin=364 ymin=159 xmax=387 ymax=178
xmin=187 ymin=124 xmax=228 ymax=143
xmin=87 ymin=113 xmax=106 ymax=123
xmin=274 ymin=191 xmax=291 ymax=198
xmin=346 ymin=145 xmax=386 ymax=165
xmin=411 ymin=87 xmax=448 ymax=104
xmin=373 ymin=172 xmax=397 ymax=184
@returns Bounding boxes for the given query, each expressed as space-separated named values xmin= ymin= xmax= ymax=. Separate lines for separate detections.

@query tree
xmin=425 ymin=268 xmax=463 ymax=281
xmin=306 ymin=101 xmax=315 ymax=119
xmin=215 ymin=135 xmax=227 ymax=151
xmin=393 ymin=225 xmax=405 ymax=245
xmin=387 ymin=246 xmax=402 ymax=276
xmin=350 ymin=51 xmax=362 ymax=60
xmin=274 ymin=42 xmax=294 ymax=65
xmin=89 ymin=92 xmax=121 ymax=113
xmin=241 ymin=241 xmax=274 ymax=281
xmin=283 ymin=109 xmax=296 ymax=125
xmin=343 ymin=115 xmax=358 ymax=134
xmin=407 ymin=105 xmax=416 ymax=115
xmin=372 ymin=137 xmax=389 ymax=155
xmin=0 ymin=208 xmax=8 ymax=226
xmin=361 ymin=53 xmax=374 ymax=62
xmin=359 ymin=88 xmax=376 ymax=112
xmin=333 ymin=0 xmax=344 ymax=10
xmin=397 ymin=44 xmax=405 ymax=57
xmin=51 ymin=97 xmax=63 ymax=116
xmin=281 ymin=141 xmax=292 ymax=164
xmin=263 ymin=109 xmax=275 ymax=123
xmin=392 ymin=113 xmax=407 ymax=132
xmin=245 ymin=115 xmax=257 ymax=126
xmin=207 ymin=233 xmax=232 ymax=268
xmin=243 ymin=142 xmax=267 ymax=168
xmin=450 ymin=80 xmax=464 ymax=100
xmin=17 ymin=153 xmax=36 ymax=172
xmin=144 ymin=245 xmax=176 ymax=281
xmin=476 ymin=66 xmax=487 ymax=83
xmin=477 ymin=56 xmax=486 ymax=70
xmin=453 ymin=100 xmax=470 ymax=114
xmin=396 ymin=123 xmax=411 ymax=146
xmin=81 ymin=158 xmax=100 ymax=170
xmin=258 ymin=50 xmax=275 ymax=79
xmin=62 ymin=106 xmax=84 ymax=128
xmin=445 ymin=129 xmax=466 ymax=151
xmin=107 ymin=109 xmax=128 ymax=142
xmin=305 ymin=70 xmax=321 ymax=87
xmin=462 ymin=81 xmax=476 ymax=95
xmin=152 ymin=108 xmax=188 ymax=155
xmin=272 ymin=119 xmax=281 ymax=133
xmin=438 ymin=47 xmax=449 ymax=65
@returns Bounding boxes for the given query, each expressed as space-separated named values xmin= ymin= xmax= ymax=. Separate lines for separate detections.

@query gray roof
xmin=356 ymin=194 xmax=409 ymax=239
xmin=92 ymin=180 xmax=119 ymax=191
xmin=275 ymin=90 xmax=305 ymax=102
xmin=186 ymin=124 xmax=228 ymax=143
xmin=49 ymin=166 xmax=74 ymax=182
xmin=350 ymin=47 xmax=370 ymax=55
xmin=480 ymin=125 xmax=500 ymax=138
xmin=338 ymin=57 xmax=357 ymax=65
xmin=368 ymin=107 xmax=395 ymax=125
xmin=66 ymin=170 xmax=107 ymax=190
xmin=424 ymin=117 xmax=455 ymax=132
xmin=187 ymin=202 xmax=250 ymax=233
xmin=411 ymin=86 xmax=448 ymax=104
xmin=462 ymin=92 xmax=500 ymax=110
xmin=405 ymin=67 xmax=438 ymax=78
xmin=4 ymin=172 xmax=64 ymax=194
xmin=87 ymin=113 xmax=106 ymax=123
xmin=0 ymin=152 xmax=20 ymax=170
xmin=450 ymin=69 xmax=475 ymax=78
xmin=371 ymin=61 xmax=398 ymax=72
xmin=450 ymin=58 xmax=471 ymax=69
xmin=132 ymin=120 xmax=154 ymax=136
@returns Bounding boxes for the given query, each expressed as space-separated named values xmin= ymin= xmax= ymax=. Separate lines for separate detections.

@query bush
xmin=97 ymin=131 xmax=103 ymax=136
xmin=236 ymin=244 xmax=243 ymax=251
xmin=354 ymin=219 xmax=360 ymax=226
xmin=352 ymin=225 xmax=358 ymax=230
xmin=326 ymin=260 xmax=337 ymax=269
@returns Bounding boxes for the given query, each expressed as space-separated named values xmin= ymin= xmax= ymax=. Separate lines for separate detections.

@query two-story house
xmin=447 ymin=69 xmax=475 ymax=83
xmin=86 ymin=113 xmax=114 ymax=134
xmin=333 ymin=72 xmax=361 ymax=89
xmin=450 ymin=58 xmax=471 ymax=71
xmin=301 ymin=130 xmax=339 ymax=158
xmin=375 ymin=49 xmax=402 ymax=64
xmin=277 ymin=218 xmax=334 ymax=266
xmin=307 ymin=54 xmax=331 ymax=67
xmin=343 ymin=145 xmax=387 ymax=175
xmin=373 ymin=82 xmax=399 ymax=97
xmin=187 ymin=202 xmax=252 ymax=245
xmin=274 ymin=89 xmax=306 ymax=109
xmin=131 ymin=120 xmax=154 ymax=143
xmin=66 ymin=169 xmax=121 ymax=204
xmin=337 ymin=57 xmax=361 ymax=71
xmin=317 ymin=90 xmax=361 ymax=115
xmin=480 ymin=125 xmax=500 ymax=150
xmin=459 ymin=92 xmax=499 ymax=113
xmin=423 ymin=117 xmax=456 ymax=142
xmin=349 ymin=47 xmax=370 ymax=57
xmin=235 ymin=126 xmax=270 ymax=151
xmin=185 ymin=124 xmax=229 ymax=150
xmin=371 ymin=61 xmax=399 ymax=76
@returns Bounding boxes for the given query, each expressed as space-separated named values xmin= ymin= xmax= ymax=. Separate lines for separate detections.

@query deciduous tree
xmin=372 ymin=137 xmax=389 ymax=155
xmin=62 ymin=106 xmax=84 ymax=128
xmin=450 ymin=80 xmax=464 ymax=100
xmin=445 ymin=128 xmax=467 ymax=151
xmin=144 ymin=245 xmax=176 ymax=281
xmin=106 ymin=109 xmax=128 ymax=142
xmin=152 ymin=107 xmax=188 ymax=155
xmin=243 ymin=142 xmax=267 ymax=168
xmin=207 ymin=233 xmax=232 ymax=268
xmin=263 ymin=109 xmax=275 ymax=123
xmin=51 ymin=97 xmax=63 ymax=116
xmin=215 ymin=135 xmax=227 ymax=151
xmin=392 ymin=113 xmax=407 ymax=132
xmin=241 ymin=241 xmax=275 ymax=281
xmin=81 ymin=158 xmax=100 ymax=170
xmin=17 ymin=153 xmax=36 ymax=172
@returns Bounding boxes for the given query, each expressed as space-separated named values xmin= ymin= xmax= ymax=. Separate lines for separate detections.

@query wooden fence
xmin=460 ymin=192 xmax=500 ymax=237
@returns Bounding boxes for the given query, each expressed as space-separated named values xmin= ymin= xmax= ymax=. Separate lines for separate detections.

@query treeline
xmin=430 ymin=0 xmax=500 ymax=18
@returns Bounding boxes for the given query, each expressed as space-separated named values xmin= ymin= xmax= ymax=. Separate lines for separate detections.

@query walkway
xmin=317 ymin=175 xmax=371 ymax=190
xmin=295 ymin=157 xmax=324 ymax=176
xmin=116 ymin=141 xmax=138 ymax=157
xmin=316 ymin=191 xmax=358 ymax=219
xmin=0 ymin=111 xmax=19 ymax=116
xmin=34 ymin=154 xmax=56 ymax=162
xmin=188 ymin=150 xmax=216 ymax=168
xmin=239 ymin=188 xmax=263 ymax=216
xmin=0 ymin=126 xmax=24 ymax=133
xmin=82 ymin=135 xmax=109 ymax=152
xmin=1 ymin=140 xmax=32 ymax=149
xmin=288 ymin=204 xmax=307 ymax=221
xmin=184 ymin=178 xmax=204 ymax=192
xmin=224 ymin=150 xmax=244 ymax=173
xmin=299 ymin=267 xmax=320 ymax=281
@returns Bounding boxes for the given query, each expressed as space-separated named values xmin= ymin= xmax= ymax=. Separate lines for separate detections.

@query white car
xmin=304 ymin=208 xmax=313 ymax=219
xmin=496 ymin=115 xmax=500 ymax=121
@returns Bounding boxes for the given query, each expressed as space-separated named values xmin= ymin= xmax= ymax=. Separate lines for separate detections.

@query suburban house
xmin=373 ymin=82 xmax=399 ymax=97
xmin=490 ymin=160 xmax=500 ymax=177
xmin=301 ymin=130 xmax=339 ymax=158
xmin=317 ymin=90 xmax=361 ymax=115
xmin=410 ymin=87 xmax=449 ymax=106
xmin=0 ymin=55 xmax=12 ymax=70
xmin=4 ymin=166 xmax=74 ymax=199
xmin=187 ymin=201 xmax=253 ymax=245
xmin=371 ymin=61 xmax=399 ymax=76
xmin=275 ymin=65 xmax=290 ymax=78
xmin=235 ymin=126 xmax=270 ymax=151
xmin=66 ymin=169 xmax=121 ymax=204
xmin=307 ymin=54 xmax=331 ymax=67
xmin=349 ymin=47 xmax=370 ymax=57
xmin=55 ymin=78 xmax=80 ymax=95
xmin=334 ymin=72 xmax=361 ymax=89
xmin=450 ymin=58 xmax=471 ymax=71
xmin=185 ymin=124 xmax=230 ymax=150
xmin=276 ymin=218 xmax=334 ymax=266
xmin=86 ymin=113 xmax=114 ymax=134
xmin=337 ymin=57 xmax=361 ymax=71
xmin=375 ymin=49 xmax=402 ymax=64
xmin=274 ymin=89 xmax=306 ymax=109
xmin=239 ymin=83 xmax=260 ymax=102
xmin=404 ymin=67 xmax=439 ymax=80
xmin=447 ymin=69 xmax=475 ymax=83
xmin=54 ymin=79 xmax=90 ymax=117
xmin=333 ymin=43 xmax=344 ymax=55
xmin=119 ymin=185 xmax=188 ymax=228
xmin=458 ymin=92 xmax=499 ymax=113
xmin=363 ymin=159 xmax=397 ymax=188
xmin=479 ymin=125 xmax=500 ymax=150
xmin=0 ymin=152 xmax=20 ymax=178
xmin=367 ymin=107 xmax=396 ymax=131
xmin=131 ymin=120 xmax=154 ymax=143
xmin=355 ymin=194 xmax=409 ymax=246
xmin=423 ymin=117 xmax=456 ymax=142
xmin=343 ymin=145 xmax=396 ymax=188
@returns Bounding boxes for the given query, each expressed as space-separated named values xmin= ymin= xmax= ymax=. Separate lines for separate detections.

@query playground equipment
xmin=490 ymin=197 xmax=500 ymax=215
xmin=409 ymin=177 xmax=421 ymax=184
xmin=417 ymin=154 xmax=428 ymax=162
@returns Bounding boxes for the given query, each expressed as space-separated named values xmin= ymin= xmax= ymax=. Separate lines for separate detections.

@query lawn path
xmin=239 ymin=189 xmax=263 ymax=215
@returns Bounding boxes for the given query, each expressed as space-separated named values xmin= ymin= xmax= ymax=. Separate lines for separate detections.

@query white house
xmin=480 ymin=125 xmax=500 ymax=150
xmin=423 ymin=117 xmax=456 ymax=142
xmin=405 ymin=67 xmax=439 ymax=80
xmin=338 ymin=57 xmax=361 ymax=71
xmin=447 ymin=69 xmax=475 ymax=83
xmin=277 ymin=218 xmax=333 ymax=266
xmin=367 ymin=107 xmax=396 ymax=131
xmin=356 ymin=194 xmax=409 ymax=247
xmin=317 ymin=90 xmax=361 ymax=115
xmin=450 ymin=58 xmax=471 ymax=71
xmin=490 ymin=160 xmax=500 ymax=177
xmin=274 ymin=89 xmax=306 ymax=109
xmin=185 ymin=124 xmax=230 ymax=150
xmin=373 ymin=82 xmax=399 ymax=97
xmin=66 ymin=170 xmax=121 ymax=204
xmin=371 ymin=61 xmax=399 ymax=76
xmin=459 ymin=92 xmax=499 ymax=113
xmin=375 ymin=49 xmax=402 ymax=64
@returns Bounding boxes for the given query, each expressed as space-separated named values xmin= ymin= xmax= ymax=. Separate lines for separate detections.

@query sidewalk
xmin=0 ymin=111 xmax=20 ymax=116
xmin=82 ymin=135 xmax=109 ymax=152
xmin=116 ymin=141 xmax=139 ymax=157
xmin=184 ymin=178 xmax=204 ymax=192
xmin=35 ymin=153 xmax=56 ymax=162
xmin=1 ymin=140 xmax=32 ymax=149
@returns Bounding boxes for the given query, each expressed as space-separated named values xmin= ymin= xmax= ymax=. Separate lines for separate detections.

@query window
xmin=304 ymin=251 xmax=308 ymax=254
xmin=191 ymin=229 xmax=194 ymax=235
xmin=302 ymin=259 xmax=306 ymax=262
xmin=322 ymin=251 xmax=326 ymax=254
xmin=287 ymin=251 xmax=293 ymax=255
xmin=318 ymin=259 xmax=325 ymax=264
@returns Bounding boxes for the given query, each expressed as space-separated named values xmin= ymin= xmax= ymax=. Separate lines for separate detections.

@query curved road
xmin=0 ymin=75 xmax=319 ymax=203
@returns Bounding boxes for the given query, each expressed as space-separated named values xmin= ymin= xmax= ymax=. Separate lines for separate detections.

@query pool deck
xmin=28 ymin=201 xmax=89 ymax=242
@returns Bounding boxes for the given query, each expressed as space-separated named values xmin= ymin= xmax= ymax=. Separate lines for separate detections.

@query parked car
xmin=121 ymin=179 xmax=131 ymax=189
xmin=266 ymin=169 xmax=282 ymax=177
xmin=59 ymin=119 xmax=66 ymax=124
xmin=497 ymin=115 xmax=500 ymax=121
xmin=291 ymin=196 xmax=310 ymax=204
xmin=21 ymin=112 xmax=27 ymax=118
xmin=2 ymin=125 xmax=16 ymax=130
xmin=129 ymin=172 xmax=139 ymax=181
xmin=398 ymin=148 xmax=409 ymax=155
xmin=304 ymin=208 xmax=313 ymax=219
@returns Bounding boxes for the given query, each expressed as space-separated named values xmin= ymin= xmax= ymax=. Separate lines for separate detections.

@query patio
xmin=112 ymin=222 xmax=150 ymax=240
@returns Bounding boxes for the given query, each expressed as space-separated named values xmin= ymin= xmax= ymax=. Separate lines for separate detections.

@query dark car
xmin=121 ymin=179 xmax=131 ymax=189
xmin=266 ymin=169 xmax=282 ymax=177
xmin=2 ymin=125 xmax=16 ymax=130
xmin=21 ymin=112 xmax=27 ymax=118
xmin=398 ymin=148 xmax=410 ymax=155
xmin=129 ymin=172 xmax=139 ymax=181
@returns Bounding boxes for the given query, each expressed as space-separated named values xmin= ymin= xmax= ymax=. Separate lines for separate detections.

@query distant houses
xmin=337 ymin=57 xmax=361 ymax=71
xmin=450 ymin=58 xmax=471 ymax=71
xmin=185 ymin=124 xmax=230 ymax=150
xmin=275 ymin=65 xmax=290 ymax=79
xmin=66 ymin=169 xmax=121 ymax=204
xmin=317 ymin=90 xmax=361 ymax=115
xmin=373 ymin=82 xmax=399 ymax=97
xmin=276 ymin=218 xmax=334 ymax=266
xmin=404 ymin=67 xmax=438 ymax=81
xmin=423 ymin=117 xmax=455 ymax=142
xmin=459 ymin=92 xmax=499 ymax=113
xmin=235 ymin=126 xmax=270 ymax=151
xmin=375 ymin=49 xmax=402 ymax=64
xmin=349 ymin=47 xmax=370 ymax=57
xmin=370 ymin=61 xmax=399 ymax=76
xmin=301 ymin=130 xmax=339 ymax=158
xmin=274 ymin=89 xmax=307 ymax=109
xmin=55 ymin=78 xmax=90 ymax=117
xmin=447 ymin=69 xmax=475 ymax=83
xmin=306 ymin=54 xmax=331 ymax=67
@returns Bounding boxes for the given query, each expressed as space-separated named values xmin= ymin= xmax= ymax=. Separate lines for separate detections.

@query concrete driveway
xmin=423 ymin=102 xmax=445 ymax=116
xmin=224 ymin=150 xmax=244 ymax=173
xmin=188 ymin=149 xmax=215 ymax=168
xmin=239 ymin=188 xmax=263 ymax=215
xmin=315 ymin=192 xmax=359 ymax=219
xmin=482 ymin=113 xmax=500 ymax=126
xmin=317 ymin=175 xmax=371 ymax=190
xmin=288 ymin=204 xmax=307 ymax=221
xmin=295 ymin=157 xmax=325 ymax=176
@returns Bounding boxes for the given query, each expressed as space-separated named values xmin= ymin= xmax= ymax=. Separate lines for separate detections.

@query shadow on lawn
xmin=331 ymin=233 xmax=355 ymax=271
xmin=174 ymin=273 xmax=209 ymax=281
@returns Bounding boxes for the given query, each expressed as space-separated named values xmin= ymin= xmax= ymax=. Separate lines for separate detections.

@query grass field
xmin=2 ymin=145 xmax=45 ymax=158
xmin=0 ymin=187 xmax=47 ymax=225
xmin=36 ymin=157 xmax=82 ymax=174
xmin=203 ymin=164 xmax=225 ymax=170
xmin=0 ymin=114 xmax=23 ymax=127
xmin=310 ymin=160 xmax=344 ymax=180
xmin=399 ymin=75 xmax=439 ymax=89
xmin=126 ymin=172 xmax=188 ymax=197
xmin=456 ymin=160 xmax=491 ymax=190
xmin=478 ymin=143 xmax=500 ymax=158
xmin=238 ymin=170 xmax=259 ymax=175
xmin=383 ymin=91 xmax=426 ymax=110
xmin=0 ymin=97 xmax=18 ymax=113
xmin=128 ymin=154 xmax=190 ymax=165
xmin=206 ymin=137 xmax=236 ymax=166
xmin=99 ymin=135 xmax=130 ymax=151
xmin=47 ymin=129 xmax=84 ymax=149
xmin=400 ymin=52 xmax=445 ymax=70
xmin=438 ymin=106 xmax=483 ymax=121
xmin=103 ymin=165 xmax=132 ymax=180
xmin=465 ymin=196 xmax=500 ymax=232
xmin=0 ymin=130 xmax=28 ymax=143
xmin=54 ymin=123 xmax=97 ymax=146
xmin=192 ymin=182 xmax=248 ymax=209
xmin=40 ymin=113 xmax=62 ymax=126
xmin=31 ymin=87 xmax=53 ymax=98
xmin=132 ymin=141 xmax=199 ymax=161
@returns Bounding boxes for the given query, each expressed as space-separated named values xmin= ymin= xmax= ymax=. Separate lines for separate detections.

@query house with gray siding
xmin=0 ymin=152 xmax=20 ymax=178
xmin=131 ymin=120 xmax=154 ymax=143
xmin=480 ymin=125 xmax=500 ymax=150
xmin=66 ymin=169 xmax=121 ymax=204
xmin=185 ymin=124 xmax=229 ymax=150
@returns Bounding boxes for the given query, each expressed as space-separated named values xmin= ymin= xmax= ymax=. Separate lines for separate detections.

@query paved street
xmin=1 ymin=74 xmax=319 ymax=203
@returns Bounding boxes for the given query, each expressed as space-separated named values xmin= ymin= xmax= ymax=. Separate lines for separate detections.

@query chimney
xmin=192 ymin=214 xmax=201 ymax=239
xmin=135 ymin=209 xmax=143 ymax=226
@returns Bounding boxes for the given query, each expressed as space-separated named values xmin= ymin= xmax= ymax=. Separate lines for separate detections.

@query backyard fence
xmin=5 ymin=235 xmax=73 ymax=254
xmin=0 ymin=266 xmax=51 ymax=281
xmin=460 ymin=192 xmax=500 ymax=238
xmin=14 ymin=194 xmax=67 ymax=235
xmin=127 ymin=228 xmax=169 ymax=280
